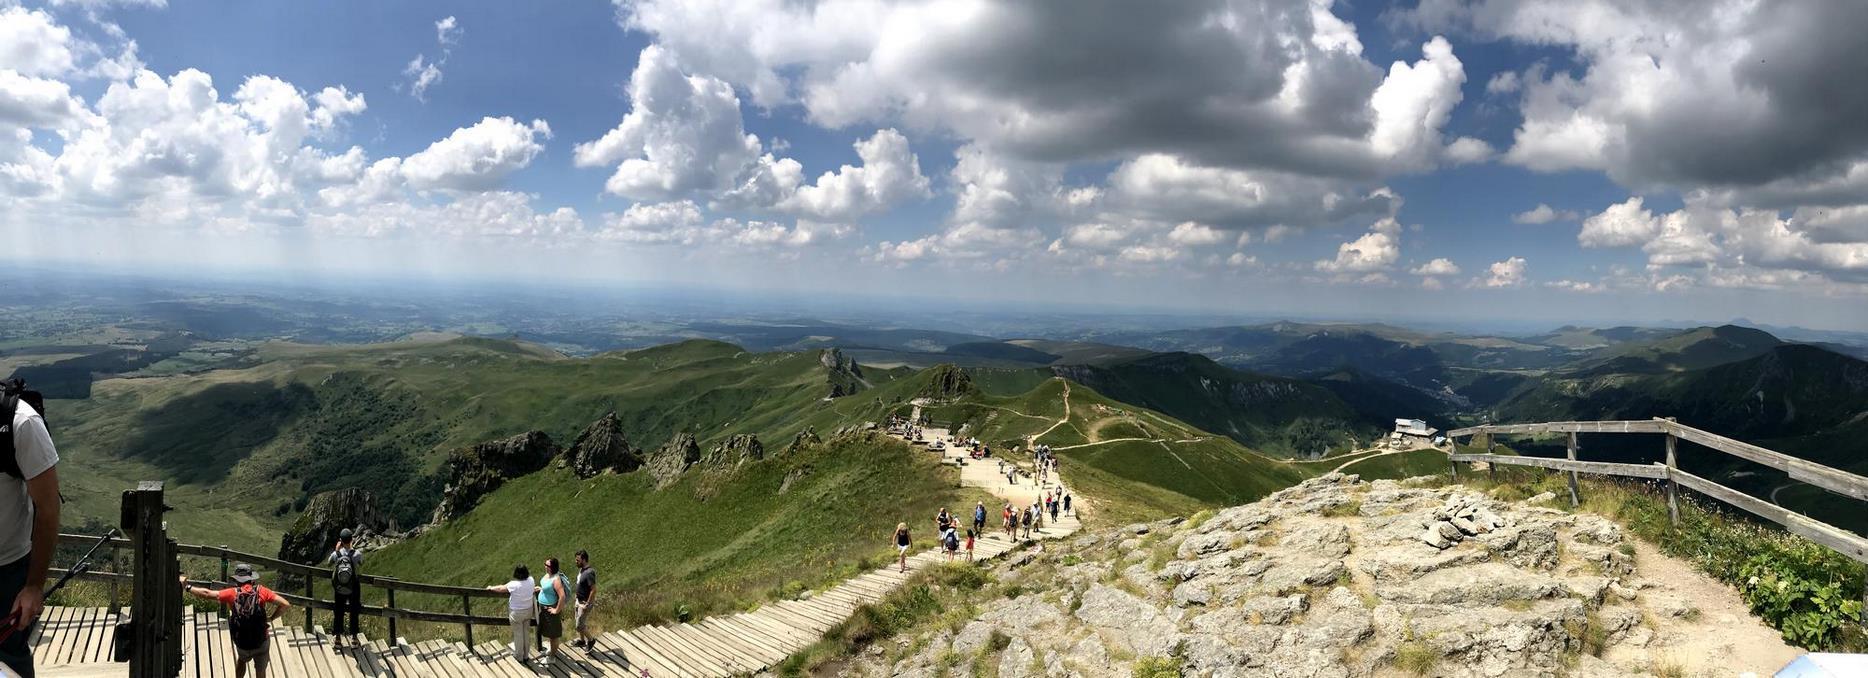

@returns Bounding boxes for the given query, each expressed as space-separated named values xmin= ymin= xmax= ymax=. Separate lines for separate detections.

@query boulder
xmin=559 ymin=412 xmax=642 ymax=478
xmin=430 ymin=431 xmax=558 ymax=523
xmin=278 ymin=488 xmax=390 ymax=565
xmin=782 ymin=427 xmax=822 ymax=456
xmin=645 ymin=432 xmax=701 ymax=489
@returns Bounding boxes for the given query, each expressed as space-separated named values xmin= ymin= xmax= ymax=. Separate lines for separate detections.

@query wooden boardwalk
xmin=35 ymin=425 xmax=1081 ymax=677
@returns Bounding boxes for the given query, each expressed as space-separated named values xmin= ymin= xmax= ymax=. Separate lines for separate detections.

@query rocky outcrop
xmin=645 ymin=432 xmax=701 ymax=489
xmin=278 ymin=488 xmax=391 ymax=564
xmin=821 ymin=348 xmax=866 ymax=398
xmin=430 ymin=431 xmax=558 ymax=523
xmin=782 ymin=427 xmax=822 ymax=456
xmin=559 ymin=412 xmax=643 ymax=478
xmin=916 ymin=364 xmax=976 ymax=400
xmin=843 ymin=473 xmax=1791 ymax=678
xmin=702 ymin=434 xmax=764 ymax=467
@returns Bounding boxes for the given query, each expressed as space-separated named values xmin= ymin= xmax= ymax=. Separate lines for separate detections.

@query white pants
xmin=509 ymin=608 xmax=533 ymax=661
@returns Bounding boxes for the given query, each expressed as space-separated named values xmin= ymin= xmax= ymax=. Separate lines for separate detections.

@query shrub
xmin=1131 ymin=655 xmax=1181 ymax=678
xmin=1393 ymin=641 xmax=1437 ymax=675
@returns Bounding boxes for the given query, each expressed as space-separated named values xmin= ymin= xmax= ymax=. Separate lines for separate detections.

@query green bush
xmin=1739 ymin=555 xmax=1865 ymax=649
xmin=1132 ymin=655 xmax=1182 ymax=678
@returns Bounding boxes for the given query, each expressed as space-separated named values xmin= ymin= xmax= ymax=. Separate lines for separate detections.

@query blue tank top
xmin=538 ymin=573 xmax=567 ymax=606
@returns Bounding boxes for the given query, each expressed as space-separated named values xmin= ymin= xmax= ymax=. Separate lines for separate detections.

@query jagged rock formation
xmin=559 ymin=412 xmax=643 ymax=478
xmin=782 ymin=427 xmax=822 ymax=456
xmin=846 ymin=473 xmax=1794 ymax=677
xmin=431 ymin=431 xmax=558 ymax=523
xmin=917 ymin=364 xmax=976 ymax=400
xmin=278 ymin=488 xmax=391 ymax=564
xmin=645 ymin=431 xmax=701 ymax=489
xmin=822 ymin=348 xmax=866 ymax=398
xmin=703 ymin=434 xmax=764 ymax=467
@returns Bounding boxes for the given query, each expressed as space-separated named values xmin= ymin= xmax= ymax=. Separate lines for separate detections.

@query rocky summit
xmin=560 ymin=412 xmax=643 ymax=478
xmin=430 ymin=430 xmax=558 ymax=524
xmin=840 ymin=474 xmax=1792 ymax=678
xmin=645 ymin=431 xmax=701 ymax=489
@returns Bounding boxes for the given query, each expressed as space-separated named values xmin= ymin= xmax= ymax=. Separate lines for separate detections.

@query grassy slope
xmin=364 ymin=432 xmax=994 ymax=634
xmin=925 ymin=376 xmax=1315 ymax=525
xmin=51 ymin=336 xmax=923 ymax=550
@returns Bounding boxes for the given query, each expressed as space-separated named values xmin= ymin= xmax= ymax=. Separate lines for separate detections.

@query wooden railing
xmin=1446 ymin=417 xmax=1868 ymax=568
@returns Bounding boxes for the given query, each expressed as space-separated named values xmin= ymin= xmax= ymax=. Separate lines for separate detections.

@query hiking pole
xmin=0 ymin=529 xmax=121 ymax=643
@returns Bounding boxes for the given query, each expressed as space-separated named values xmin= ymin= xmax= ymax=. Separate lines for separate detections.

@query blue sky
xmin=3 ymin=0 xmax=1867 ymax=330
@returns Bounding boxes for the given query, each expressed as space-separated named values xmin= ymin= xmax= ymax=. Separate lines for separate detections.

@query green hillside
xmin=1570 ymin=325 xmax=1784 ymax=374
xmin=50 ymin=336 xmax=924 ymax=548
xmin=364 ymin=431 xmax=990 ymax=632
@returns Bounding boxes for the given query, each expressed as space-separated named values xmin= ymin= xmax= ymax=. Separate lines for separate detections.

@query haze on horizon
xmin=3 ymin=0 xmax=1867 ymax=331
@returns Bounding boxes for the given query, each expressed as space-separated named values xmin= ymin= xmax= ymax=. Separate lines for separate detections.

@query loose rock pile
xmin=1420 ymin=494 xmax=1508 ymax=549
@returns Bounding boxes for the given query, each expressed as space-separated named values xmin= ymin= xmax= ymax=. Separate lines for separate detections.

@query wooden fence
xmin=50 ymin=483 xmax=513 ymax=677
xmin=1446 ymin=417 xmax=1868 ymax=569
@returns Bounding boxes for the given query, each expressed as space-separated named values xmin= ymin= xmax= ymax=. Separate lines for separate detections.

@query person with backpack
xmin=972 ymin=502 xmax=986 ymax=536
xmin=1050 ymin=496 xmax=1060 ymax=523
xmin=486 ymin=565 xmax=536 ymax=664
xmin=326 ymin=529 xmax=363 ymax=648
xmin=534 ymin=557 xmax=571 ymax=666
xmin=182 ymin=564 xmax=291 ymax=678
xmin=2 ymin=378 xmax=58 ymax=678
xmin=942 ymin=526 xmax=959 ymax=561
xmin=1019 ymin=505 xmax=1033 ymax=540
xmin=1064 ymin=492 xmax=1072 ymax=516
xmin=571 ymin=550 xmax=598 ymax=649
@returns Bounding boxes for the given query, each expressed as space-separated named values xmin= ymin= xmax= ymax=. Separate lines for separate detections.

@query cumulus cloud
xmin=1513 ymin=203 xmax=1579 ymax=225
xmin=1105 ymin=154 xmax=1397 ymax=229
xmin=1578 ymin=197 xmax=1659 ymax=248
xmin=777 ymin=128 xmax=930 ymax=221
xmin=1410 ymin=258 xmax=1459 ymax=276
xmin=620 ymin=0 xmax=1475 ymax=177
xmin=1316 ymin=220 xmax=1401 ymax=273
xmin=400 ymin=117 xmax=551 ymax=191
xmin=0 ymin=6 xmax=79 ymax=77
xmin=1478 ymin=256 xmax=1527 ymax=288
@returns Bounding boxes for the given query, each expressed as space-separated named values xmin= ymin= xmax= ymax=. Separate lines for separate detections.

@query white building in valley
xmin=1395 ymin=418 xmax=1437 ymax=438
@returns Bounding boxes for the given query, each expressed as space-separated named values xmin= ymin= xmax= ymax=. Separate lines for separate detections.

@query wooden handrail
xmin=180 ymin=579 xmax=510 ymax=626
xmin=1448 ymin=417 xmax=1868 ymax=568
xmin=169 ymin=542 xmax=504 ymax=598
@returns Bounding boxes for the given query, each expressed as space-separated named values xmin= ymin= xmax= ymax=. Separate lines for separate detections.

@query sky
xmin=3 ymin=0 xmax=1868 ymax=331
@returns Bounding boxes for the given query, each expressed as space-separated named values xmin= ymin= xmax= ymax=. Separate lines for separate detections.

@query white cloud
xmin=1547 ymin=279 xmax=1604 ymax=293
xmin=573 ymin=45 xmax=764 ymax=201
xmin=778 ymin=128 xmax=929 ymax=221
xmin=404 ymin=55 xmax=442 ymax=101
xmin=400 ymin=116 xmax=551 ymax=191
xmin=0 ymin=6 xmax=78 ymax=77
xmin=1578 ymin=197 xmax=1658 ymax=248
xmin=1512 ymin=203 xmax=1578 ymax=225
xmin=1104 ymin=153 xmax=1397 ymax=229
xmin=1444 ymin=136 xmax=1494 ymax=165
xmin=1410 ymin=257 xmax=1459 ymax=276
xmin=1167 ymin=222 xmax=1226 ymax=247
xmin=436 ymin=16 xmax=461 ymax=46
xmin=1316 ymin=226 xmax=1400 ymax=273
xmin=620 ymin=0 xmax=1474 ymax=178
xmin=1485 ymin=71 xmax=1519 ymax=94
xmin=0 ymin=70 xmax=88 ymax=129
xmin=1478 ymin=256 xmax=1527 ymax=288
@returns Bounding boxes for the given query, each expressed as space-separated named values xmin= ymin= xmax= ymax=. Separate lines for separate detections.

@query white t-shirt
xmin=506 ymin=577 xmax=536 ymax=611
xmin=2 ymin=400 xmax=60 ymax=565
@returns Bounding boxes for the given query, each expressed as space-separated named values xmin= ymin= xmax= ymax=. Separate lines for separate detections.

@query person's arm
xmin=486 ymin=583 xmax=510 ymax=593
xmin=267 ymin=591 xmax=291 ymax=621
xmin=179 ymin=576 xmax=219 ymax=602
xmin=13 ymin=466 xmax=59 ymax=631
xmin=550 ymin=577 xmax=567 ymax=614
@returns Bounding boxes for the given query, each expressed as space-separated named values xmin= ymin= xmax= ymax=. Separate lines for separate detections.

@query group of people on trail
xmin=933 ymin=508 xmax=976 ymax=563
xmin=485 ymin=550 xmax=599 ymax=666
xmin=1033 ymin=445 xmax=1060 ymax=484
xmin=997 ymin=501 xmax=1046 ymax=540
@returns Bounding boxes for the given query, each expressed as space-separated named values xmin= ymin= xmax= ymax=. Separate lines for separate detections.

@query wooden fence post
xmin=123 ymin=481 xmax=182 ymax=678
xmin=386 ymin=584 xmax=398 ymax=642
xmin=1664 ymin=418 xmax=1680 ymax=527
xmin=1566 ymin=432 xmax=1581 ymax=507
xmin=1486 ymin=431 xmax=1498 ymax=483
xmin=462 ymin=594 xmax=475 ymax=649
xmin=304 ymin=573 xmax=315 ymax=633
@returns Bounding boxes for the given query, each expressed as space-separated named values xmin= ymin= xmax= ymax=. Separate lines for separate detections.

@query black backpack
xmin=332 ymin=548 xmax=358 ymax=593
xmin=228 ymin=585 xmax=270 ymax=650
xmin=0 ymin=379 xmax=47 ymax=480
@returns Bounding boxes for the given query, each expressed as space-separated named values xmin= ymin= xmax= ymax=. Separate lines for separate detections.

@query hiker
xmin=535 ymin=557 xmax=572 ymax=666
xmin=327 ymin=529 xmax=363 ymax=648
xmin=1050 ymin=496 xmax=1060 ymax=522
xmin=964 ymin=528 xmax=976 ymax=562
xmin=182 ymin=564 xmax=291 ymax=678
xmin=972 ymin=502 xmax=987 ymax=535
xmin=572 ymin=550 xmax=597 ymax=649
xmin=1033 ymin=503 xmax=1045 ymax=533
xmin=1019 ymin=505 xmax=1033 ymax=539
xmin=1064 ymin=492 xmax=1072 ymax=516
xmin=486 ymin=565 xmax=536 ymax=663
xmin=893 ymin=523 xmax=911 ymax=573
xmin=2 ymin=379 xmax=59 ymax=678
xmin=1002 ymin=504 xmax=1015 ymax=539
xmin=935 ymin=507 xmax=953 ymax=535
xmin=942 ymin=526 xmax=960 ymax=561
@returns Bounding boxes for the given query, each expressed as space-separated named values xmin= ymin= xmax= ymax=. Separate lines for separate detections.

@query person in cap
xmin=326 ymin=528 xmax=363 ymax=647
xmin=183 ymin=564 xmax=290 ymax=678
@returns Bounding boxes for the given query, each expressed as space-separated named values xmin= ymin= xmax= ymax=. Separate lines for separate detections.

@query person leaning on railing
xmin=1 ymin=384 xmax=59 ymax=678
xmin=486 ymin=566 xmax=536 ymax=664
